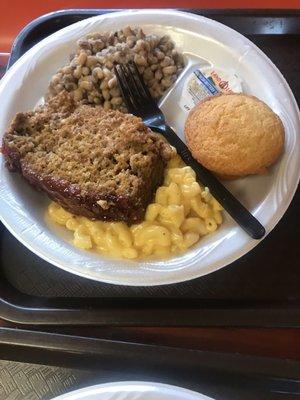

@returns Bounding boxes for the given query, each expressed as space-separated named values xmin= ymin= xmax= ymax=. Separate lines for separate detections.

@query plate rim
xmin=50 ymin=380 xmax=215 ymax=400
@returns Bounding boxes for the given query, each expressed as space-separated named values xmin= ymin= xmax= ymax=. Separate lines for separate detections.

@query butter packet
xmin=179 ymin=69 xmax=219 ymax=112
xmin=179 ymin=67 xmax=242 ymax=113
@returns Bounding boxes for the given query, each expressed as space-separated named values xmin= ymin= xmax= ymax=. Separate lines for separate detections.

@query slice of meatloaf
xmin=2 ymin=91 xmax=172 ymax=224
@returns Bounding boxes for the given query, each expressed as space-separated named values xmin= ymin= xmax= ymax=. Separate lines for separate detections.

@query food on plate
xmin=2 ymin=91 xmax=172 ymax=224
xmin=48 ymin=152 xmax=223 ymax=259
xmin=185 ymin=93 xmax=285 ymax=179
xmin=2 ymin=26 xmax=235 ymax=261
xmin=47 ymin=26 xmax=184 ymax=110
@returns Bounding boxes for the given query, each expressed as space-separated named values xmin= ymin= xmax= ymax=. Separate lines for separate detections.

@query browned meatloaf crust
xmin=2 ymin=91 xmax=172 ymax=224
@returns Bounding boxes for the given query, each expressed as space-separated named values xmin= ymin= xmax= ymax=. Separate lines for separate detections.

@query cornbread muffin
xmin=2 ymin=91 xmax=172 ymax=223
xmin=185 ymin=93 xmax=285 ymax=179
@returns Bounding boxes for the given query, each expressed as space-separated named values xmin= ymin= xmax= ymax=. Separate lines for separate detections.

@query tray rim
xmin=1 ymin=327 xmax=299 ymax=378
xmin=0 ymin=327 xmax=300 ymax=398
xmin=1 ymin=8 xmax=300 ymax=328
xmin=1 ymin=248 xmax=300 ymax=327
xmin=0 ymin=327 xmax=299 ymax=398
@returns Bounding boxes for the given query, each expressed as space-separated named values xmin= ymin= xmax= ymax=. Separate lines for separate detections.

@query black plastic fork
xmin=114 ymin=62 xmax=265 ymax=239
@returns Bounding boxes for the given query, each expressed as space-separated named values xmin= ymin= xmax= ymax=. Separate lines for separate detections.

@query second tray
xmin=1 ymin=327 xmax=299 ymax=399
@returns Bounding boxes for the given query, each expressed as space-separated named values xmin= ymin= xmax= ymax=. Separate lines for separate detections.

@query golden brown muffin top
xmin=185 ymin=93 xmax=285 ymax=179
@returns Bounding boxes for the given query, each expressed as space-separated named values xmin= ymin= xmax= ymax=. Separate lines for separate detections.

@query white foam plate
xmin=50 ymin=381 xmax=214 ymax=400
xmin=0 ymin=10 xmax=299 ymax=286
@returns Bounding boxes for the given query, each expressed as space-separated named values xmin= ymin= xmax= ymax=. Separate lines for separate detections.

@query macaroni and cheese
xmin=48 ymin=154 xmax=223 ymax=259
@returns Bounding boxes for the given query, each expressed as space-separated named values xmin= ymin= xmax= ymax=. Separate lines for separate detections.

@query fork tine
xmin=118 ymin=64 xmax=145 ymax=110
xmin=114 ymin=64 xmax=136 ymax=112
xmin=129 ymin=61 xmax=156 ymax=105
xmin=120 ymin=64 xmax=145 ymax=107
xmin=126 ymin=63 xmax=148 ymax=104
xmin=115 ymin=62 xmax=160 ymax=117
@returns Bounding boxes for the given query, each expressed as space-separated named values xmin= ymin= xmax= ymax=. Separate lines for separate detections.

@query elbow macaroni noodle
xmin=48 ymin=153 xmax=223 ymax=259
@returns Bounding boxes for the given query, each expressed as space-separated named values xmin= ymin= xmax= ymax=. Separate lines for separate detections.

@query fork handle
xmin=154 ymin=124 xmax=265 ymax=239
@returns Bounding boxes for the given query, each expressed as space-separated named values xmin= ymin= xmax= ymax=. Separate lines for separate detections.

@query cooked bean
xmin=123 ymin=26 xmax=133 ymax=37
xmin=136 ymin=28 xmax=145 ymax=39
xmin=55 ymin=84 xmax=64 ymax=92
xmin=168 ymin=41 xmax=175 ymax=50
xmin=113 ymin=51 xmax=121 ymax=61
xmin=81 ymin=66 xmax=90 ymax=76
xmin=161 ymin=77 xmax=173 ymax=88
xmin=154 ymin=69 xmax=163 ymax=80
xmin=86 ymin=55 xmax=98 ymax=67
xmin=148 ymin=55 xmax=158 ymax=64
xmin=62 ymin=73 xmax=74 ymax=83
xmin=110 ymin=87 xmax=121 ymax=97
xmin=79 ymin=75 xmax=91 ymax=82
xmin=150 ymin=64 xmax=159 ymax=71
xmin=162 ymin=66 xmax=177 ymax=75
xmin=93 ymin=96 xmax=102 ymax=104
xmin=143 ymin=68 xmax=154 ymax=80
xmin=160 ymin=56 xmax=172 ymax=68
xmin=108 ymin=76 xmax=117 ymax=89
xmin=149 ymin=88 xmax=156 ymax=97
xmin=70 ymin=58 xmax=78 ymax=68
xmin=119 ymin=106 xmax=127 ymax=113
xmin=77 ymin=39 xmax=91 ymax=50
xmin=147 ymin=78 xmax=157 ymax=87
xmin=159 ymin=44 xmax=168 ymax=53
xmin=79 ymin=80 xmax=93 ymax=91
xmin=117 ymin=30 xmax=124 ymax=39
xmin=153 ymin=48 xmax=165 ymax=60
xmin=134 ymin=39 xmax=145 ymax=52
xmin=137 ymin=66 xmax=145 ymax=74
xmin=143 ymin=41 xmax=150 ymax=52
xmin=103 ymin=100 xmax=111 ymax=110
xmin=73 ymin=66 xmax=82 ymax=79
xmin=150 ymin=88 xmax=160 ymax=98
xmin=65 ymin=83 xmax=77 ymax=91
xmin=111 ymin=97 xmax=123 ymax=106
xmin=103 ymin=68 xmax=112 ymax=78
xmin=48 ymin=26 xmax=184 ymax=111
xmin=159 ymin=35 xmax=169 ymax=44
xmin=96 ymin=54 xmax=105 ymax=64
xmin=156 ymin=85 xmax=165 ymax=96
xmin=105 ymin=60 xmax=114 ymax=70
xmin=92 ymin=67 xmax=104 ymax=80
xmin=134 ymin=54 xmax=147 ymax=66
xmin=87 ymin=94 xmax=94 ymax=103
xmin=126 ymin=36 xmax=136 ymax=48
xmin=51 ymin=74 xmax=62 ymax=85
xmin=102 ymin=89 xmax=111 ymax=100
xmin=138 ymin=49 xmax=147 ymax=59
xmin=77 ymin=52 xmax=87 ymax=66
xmin=100 ymin=79 xmax=109 ymax=90
xmin=61 ymin=66 xmax=72 ymax=74
xmin=90 ymin=89 xmax=100 ymax=97
xmin=92 ymin=40 xmax=104 ymax=52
